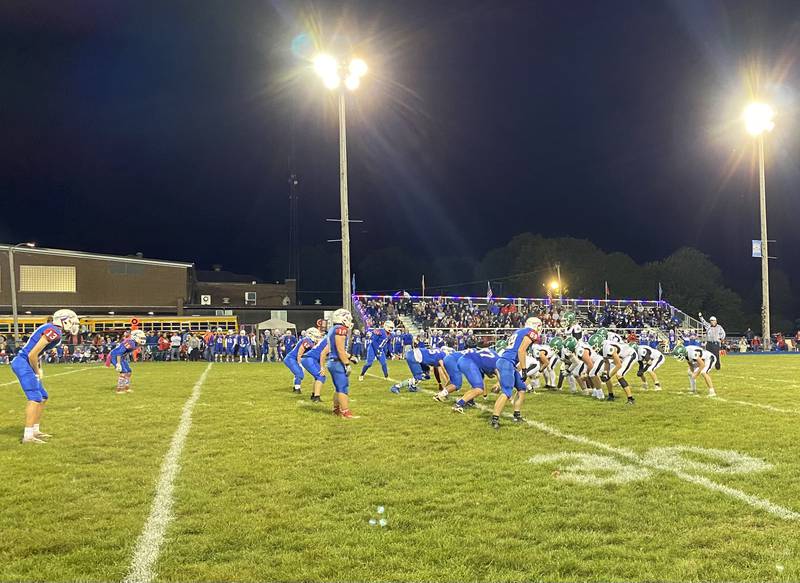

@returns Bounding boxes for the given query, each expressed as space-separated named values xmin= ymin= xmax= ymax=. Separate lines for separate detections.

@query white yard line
xmin=0 ymin=365 xmax=99 ymax=387
xmin=722 ymin=372 xmax=799 ymax=386
xmin=372 ymin=373 xmax=800 ymax=522
xmin=124 ymin=362 xmax=213 ymax=583
xmin=664 ymin=390 xmax=800 ymax=416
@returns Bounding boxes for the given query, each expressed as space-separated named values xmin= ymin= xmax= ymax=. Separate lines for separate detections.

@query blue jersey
xmin=464 ymin=348 xmax=500 ymax=374
xmin=284 ymin=335 xmax=297 ymax=352
xmin=370 ymin=328 xmax=390 ymax=351
xmin=305 ymin=336 xmax=329 ymax=361
xmin=500 ymin=327 xmax=537 ymax=364
xmin=225 ymin=336 xmax=237 ymax=350
xmin=110 ymin=337 xmax=137 ymax=358
xmin=287 ymin=336 xmax=315 ymax=359
xmin=417 ymin=347 xmax=446 ymax=367
xmin=17 ymin=323 xmax=62 ymax=361
xmin=401 ymin=332 xmax=413 ymax=346
xmin=238 ymin=334 xmax=250 ymax=348
xmin=214 ymin=334 xmax=225 ymax=348
xmin=326 ymin=324 xmax=349 ymax=362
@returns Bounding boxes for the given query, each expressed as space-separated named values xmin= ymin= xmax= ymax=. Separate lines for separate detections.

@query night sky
xmin=2 ymin=0 xmax=799 ymax=292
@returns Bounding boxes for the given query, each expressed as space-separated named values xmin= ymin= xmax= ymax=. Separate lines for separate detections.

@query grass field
xmin=2 ymin=355 xmax=800 ymax=582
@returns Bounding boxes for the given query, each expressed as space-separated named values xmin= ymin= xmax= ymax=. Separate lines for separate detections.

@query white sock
xmin=294 ymin=384 xmax=301 ymax=390
xmin=688 ymin=374 xmax=697 ymax=392
xmin=437 ymin=389 xmax=448 ymax=398
xmin=24 ymin=426 xmax=34 ymax=439
xmin=567 ymin=376 xmax=576 ymax=392
xmin=33 ymin=424 xmax=40 ymax=433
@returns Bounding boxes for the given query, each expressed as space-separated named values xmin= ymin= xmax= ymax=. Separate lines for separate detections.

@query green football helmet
xmin=673 ymin=345 xmax=688 ymax=360
xmin=588 ymin=333 xmax=604 ymax=351
xmin=563 ymin=311 xmax=576 ymax=326
xmin=596 ymin=327 xmax=608 ymax=339
xmin=549 ymin=337 xmax=564 ymax=352
xmin=564 ymin=337 xmax=578 ymax=353
xmin=494 ymin=337 xmax=508 ymax=352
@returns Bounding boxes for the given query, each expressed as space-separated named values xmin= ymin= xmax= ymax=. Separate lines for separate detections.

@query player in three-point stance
xmin=326 ymin=309 xmax=360 ymax=418
xmin=634 ymin=343 xmax=664 ymax=391
xmin=11 ymin=309 xmax=80 ymax=444
xmin=109 ymin=329 xmax=147 ymax=394
xmin=674 ymin=344 xmax=717 ymax=398
xmin=598 ymin=333 xmax=636 ymax=405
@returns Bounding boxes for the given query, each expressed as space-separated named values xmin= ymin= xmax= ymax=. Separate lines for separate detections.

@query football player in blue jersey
xmin=303 ymin=328 xmax=329 ymax=403
xmin=389 ymin=344 xmax=450 ymax=394
xmin=237 ymin=329 xmax=251 ymax=363
xmin=283 ymin=328 xmax=321 ymax=394
xmin=433 ymin=349 xmax=469 ymax=401
xmin=358 ymin=320 xmax=393 ymax=380
xmin=350 ymin=329 xmax=364 ymax=359
xmin=224 ymin=330 xmax=237 ymax=363
xmin=490 ymin=317 xmax=541 ymax=429
xmin=11 ymin=309 xmax=80 ymax=444
xmin=109 ymin=329 xmax=147 ymax=394
xmin=213 ymin=329 xmax=226 ymax=362
xmin=327 ymin=309 xmax=359 ymax=418
xmin=450 ymin=348 xmax=501 ymax=413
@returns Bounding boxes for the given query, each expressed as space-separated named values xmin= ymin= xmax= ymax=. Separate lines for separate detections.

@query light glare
xmin=345 ymin=75 xmax=360 ymax=91
xmin=349 ymin=58 xmax=368 ymax=78
xmin=313 ymin=54 xmax=338 ymax=79
xmin=323 ymin=74 xmax=341 ymax=90
xmin=743 ymin=102 xmax=775 ymax=136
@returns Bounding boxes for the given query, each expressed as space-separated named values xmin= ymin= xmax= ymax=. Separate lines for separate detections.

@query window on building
xmin=245 ymin=291 xmax=257 ymax=305
xmin=19 ymin=265 xmax=76 ymax=292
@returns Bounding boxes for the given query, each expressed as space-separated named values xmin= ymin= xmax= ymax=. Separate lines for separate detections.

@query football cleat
xmin=390 ymin=385 xmax=400 ymax=395
xmin=606 ymin=394 xmax=616 ymax=402
xmin=451 ymin=404 xmax=464 ymax=414
xmin=465 ymin=400 xmax=477 ymax=408
xmin=292 ymin=388 xmax=302 ymax=394
xmin=707 ymin=389 xmax=717 ymax=398
xmin=511 ymin=414 xmax=525 ymax=423
xmin=408 ymin=385 xmax=418 ymax=393
xmin=21 ymin=436 xmax=46 ymax=445
xmin=340 ymin=409 xmax=359 ymax=419
xmin=358 ymin=376 xmax=364 ymax=382
xmin=491 ymin=419 xmax=501 ymax=430
xmin=433 ymin=393 xmax=448 ymax=402
xmin=626 ymin=397 xmax=635 ymax=406
xmin=310 ymin=395 xmax=322 ymax=403
xmin=34 ymin=432 xmax=53 ymax=439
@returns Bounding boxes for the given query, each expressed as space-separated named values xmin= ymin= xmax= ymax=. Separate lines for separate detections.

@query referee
xmin=698 ymin=313 xmax=725 ymax=370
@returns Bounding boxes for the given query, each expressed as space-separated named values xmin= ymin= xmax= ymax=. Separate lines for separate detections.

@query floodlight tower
xmin=743 ymin=102 xmax=775 ymax=351
xmin=313 ymin=53 xmax=368 ymax=312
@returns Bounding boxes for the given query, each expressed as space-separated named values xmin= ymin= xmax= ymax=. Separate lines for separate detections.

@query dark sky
xmin=2 ymin=0 xmax=799 ymax=292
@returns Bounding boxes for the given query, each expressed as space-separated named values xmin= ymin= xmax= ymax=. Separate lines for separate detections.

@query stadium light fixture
xmin=549 ymin=280 xmax=560 ymax=291
xmin=311 ymin=52 xmax=369 ymax=311
xmin=744 ymin=101 xmax=775 ymax=350
xmin=8 ymin=241 xmax=37 ymax=343
xmin=743 ymin=102 xmax=775 ymax=137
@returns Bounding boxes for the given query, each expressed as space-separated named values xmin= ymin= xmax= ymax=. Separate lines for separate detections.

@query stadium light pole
xmin=313 ymin=54 xmax=367 ymax=312
xmin=8 ymin=241 xmax=36 ymax=343
xmin=744 ymin=102 xmax=775 ymax=351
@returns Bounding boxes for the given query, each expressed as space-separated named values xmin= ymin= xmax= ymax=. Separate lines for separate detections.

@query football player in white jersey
xmin=558 ymin=337 xmax=585 ymax=394
xmin=562 ymin=312 xmax=583 ymax=340
xmin=530 ymin=339 xmax=561 ymax=389
xmin=567 ymin=336 xmax=606 ymax=399
xmin=635 ymin=344 xmax=664 ymax=391
xmin=674 ymin=345 xmax=717 ymax=397
xmin=597 ymin=334 xmax=636 ymax=405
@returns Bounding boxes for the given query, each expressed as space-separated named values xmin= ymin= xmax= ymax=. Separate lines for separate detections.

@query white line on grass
xmin=664 ymin=390 xmax=800 ymax=416
xmin=0 ymin=365 xmax=99 ymax=387
xmin=371 ymin=373 xmax=800 ymax=521
xmin=124 ymin=362 xmax=213 ymax=583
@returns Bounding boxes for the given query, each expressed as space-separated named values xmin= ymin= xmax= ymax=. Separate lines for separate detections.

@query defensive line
xmin=124 ymin=362 xmax=214 ymax=583
xmin=369 ymin=373 xmax=800 ymax=522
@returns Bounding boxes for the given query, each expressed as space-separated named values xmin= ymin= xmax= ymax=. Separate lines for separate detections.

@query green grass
xmin=1 ymin=356 xmax=800 ymax=582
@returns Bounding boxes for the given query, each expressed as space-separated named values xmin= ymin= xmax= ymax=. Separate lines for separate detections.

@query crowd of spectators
xmin=0 ymin=329 xmax=305 ymax=365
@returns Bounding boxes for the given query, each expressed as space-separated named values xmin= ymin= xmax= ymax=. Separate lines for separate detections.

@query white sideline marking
xmin=665 ymin=390 xmax=800 ymax=416
xmin=124 ymin=363 xmax=213 ymax=583
xmin=723 ymin=373 xmax=799 ymax=386
xmin=371 ymin=373 xmax=800 ymax=521
xmin=0 ymin=365 xmax=98 ymax=387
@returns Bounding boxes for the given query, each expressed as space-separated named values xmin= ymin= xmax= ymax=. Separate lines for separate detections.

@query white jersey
xmin=602 ymin=340 xmax=635 ymax=360
xmin=575 ymin=341 xmax=596 ymax=361
xmin=636 ymin=345 xmax=662 ymax=363
xmin=606 ymin=332 xmax=623 ymax=344
xmin=686 ymin=346 xmax=713 ymax=364
xmin=566 ymin=323 xmax=583 ymax=340
xmin=532 ymin=344 xmax=556 ymax=361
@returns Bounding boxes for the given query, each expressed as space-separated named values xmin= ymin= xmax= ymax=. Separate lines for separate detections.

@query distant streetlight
xmin=8 ymin=241 xmax=36 ymax=343
xmin=743 ymin=102 xmax=775 ymax=350
xmin=312 ymin=53 xmax=368 ymax=311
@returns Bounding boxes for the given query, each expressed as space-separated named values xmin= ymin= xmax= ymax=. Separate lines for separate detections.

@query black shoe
xmin=310 ymin=395 xmax=322 ymax=403
xmin=491 ymin=419 xmax=501 ymax=430
xmin=465 ymin=400 xmax=476 ymax=408
xmin=511 ymin=414 xmax=525 ymax=423
xmin=292 ymin=388 xmax=301 ymax=394
xmin=626 ymin=397 xmax=635 ymax=405
xmin=606 ymin=394 xmax=616 ymax=402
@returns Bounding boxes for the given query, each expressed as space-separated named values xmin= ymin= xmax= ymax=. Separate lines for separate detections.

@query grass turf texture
xmin=1 ymin=357 xmax=799 ymax=582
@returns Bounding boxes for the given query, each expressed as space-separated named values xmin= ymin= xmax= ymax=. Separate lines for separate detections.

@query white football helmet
xmin=305 ymin=327 xmax=323 ymax=343
xmin=525 ymin=317 xmax=543 ymax=332
xmin=331 ymin=308 xmax=353 ymax=328
xmin=131 ymin=330 xmax=147 ymax=345
xmin=52 ymin=309 xmax=80 ymax=335
xmin=383 ymin=320 xmax=395 ymax=332
xmin=216 ymin=328 xmax=223 ymax=333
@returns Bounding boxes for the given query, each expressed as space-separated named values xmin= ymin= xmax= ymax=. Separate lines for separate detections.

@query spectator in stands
xmin=169 ymin=332 xmax=182 ymax=361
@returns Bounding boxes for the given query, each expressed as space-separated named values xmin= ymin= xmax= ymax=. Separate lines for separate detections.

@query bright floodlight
xmin=313 ymin=54 xmax=338 ymax=79
xmin=349 ymin=58 xmax=368 ymax=78
xmin=744 ymin=102 xmax=775 ymax=136
xmin=345 ymin=74 xmax=360 ymax=91
xmin=549 ymin=280 xmax=559 ymax=290
xmin=322 ymin=73 xmax=341 ymax=90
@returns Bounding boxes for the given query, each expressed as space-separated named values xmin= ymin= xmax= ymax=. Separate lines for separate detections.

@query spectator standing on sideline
xmin=268 ymin=330 xmax=279 ymax=362
xmin=169 ymin=332 xmax=182 ymax=361
xmin=188 ymin=334 xmax=201 ymax=361
xmin=698 ymin=313 xmax=725 ymax=370
xmin=157 ymin=333 xmax=170 ymax=361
